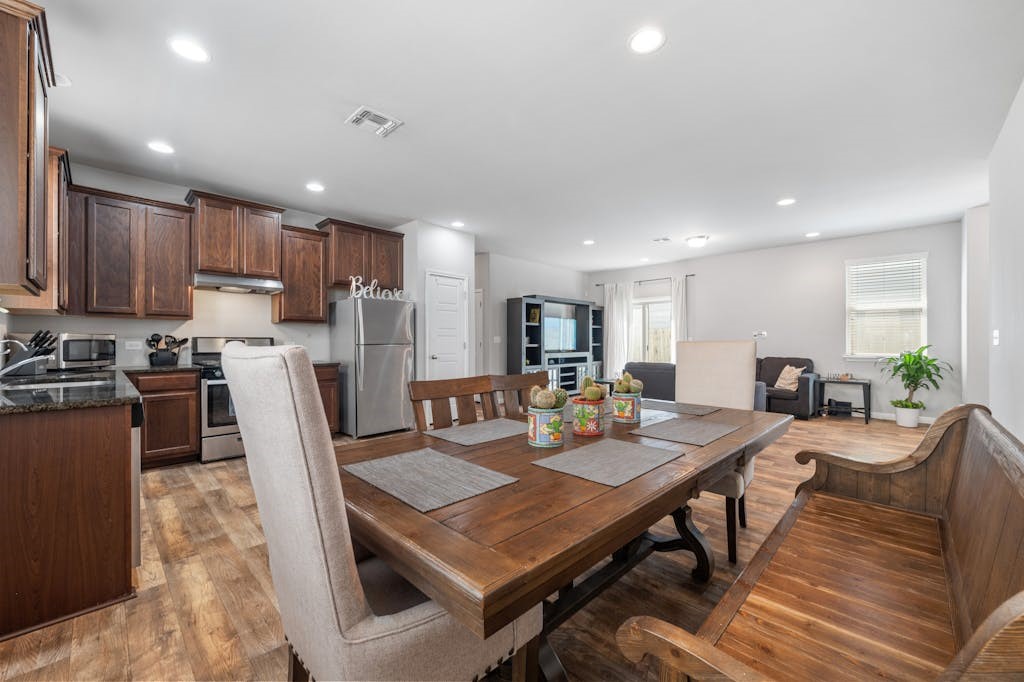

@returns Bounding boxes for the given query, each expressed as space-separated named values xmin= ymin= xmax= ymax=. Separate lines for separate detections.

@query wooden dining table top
xmin=333 ymin=407 xmax=792 ymax=638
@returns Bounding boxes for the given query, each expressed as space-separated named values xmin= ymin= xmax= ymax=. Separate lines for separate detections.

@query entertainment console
xmin=506 ymin=295 xmax=603 ymax=395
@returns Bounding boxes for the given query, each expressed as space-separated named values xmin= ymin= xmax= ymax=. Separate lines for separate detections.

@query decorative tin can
xmin=572 ymin=398 xmax=605 ymax=436
xmin=528 ymin=407 xmax=564 ymax=447
xmin=612 ymin=392 xmax=642 ymax=423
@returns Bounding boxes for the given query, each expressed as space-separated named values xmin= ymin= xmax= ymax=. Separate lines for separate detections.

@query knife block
xmin=3 ymin=348 xmax=48 ymax=376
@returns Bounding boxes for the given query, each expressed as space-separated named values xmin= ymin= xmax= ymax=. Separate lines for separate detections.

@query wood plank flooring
xmin=0 ymin=416 xmax=926 ymax=681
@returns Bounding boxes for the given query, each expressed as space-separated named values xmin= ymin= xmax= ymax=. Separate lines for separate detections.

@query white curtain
xmin=604 ymin=282 xmax=633 ymax=376
xmin=670 ymin=276 xmax=688 ymax=362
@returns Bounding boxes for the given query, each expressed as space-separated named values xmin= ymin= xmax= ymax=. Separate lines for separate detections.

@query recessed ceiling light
xmin=451 ymin=221 xmax=465 ymax=228
xmin=653 ymin=237 xmax=671 ymax=243
xmin=805 ymin=232 xmax=820 ymax=238
xmin=686 ymin=235 xmax=710 ymax=248
xmin=582 ymin=239 xmax=596 ymax=246
xmin=776 ymin=197 xmax=797 ymax=207
xmin=169 ymin=37 xmax=210 ymax=63
xmin=147 ymin=140 xmax=174 ymax=154
xmin=54 ymin=72 xmax=72 ymax=87
xmin=305 ymin=181 xmax=325 ymax=192
xmin=640 ymin=258 xmax=650 ymax=262
xmin=629 ymin=27 xmax=666 ymax=54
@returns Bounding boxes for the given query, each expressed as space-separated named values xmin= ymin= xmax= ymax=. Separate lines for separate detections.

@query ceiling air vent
xmin=346 ymin=106 xmax=404 ymax=138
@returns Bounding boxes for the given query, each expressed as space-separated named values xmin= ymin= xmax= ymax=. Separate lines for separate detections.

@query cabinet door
xmin=319 ymin=380 xmax=340 ymax=433
xmin=143 ymin=206 xmax=192 ymax=318
xmin=242 ymin=206 xmax=281 ymax=278
xmin=370 ymin=231 xmax=403 ymax=290
xmin=194 ymin=197 xmax=240 ymax=274
xmin=273 ymin=228 xmax=326 ymax=322
xmin=329 ymin=224 xmax=369 ymax=286
xmin=25 ymin=25 xmax=47 ymax=291
xmin=55 ymin=151 xmax=69 ymax=312
xmin=140 ymin=390 xmax=199 ymax=465
xmin=86 ymin=195 xmax=141 ymax=315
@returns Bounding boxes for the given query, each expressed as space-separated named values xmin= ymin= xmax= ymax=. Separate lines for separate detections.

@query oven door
xmin=201 ymin=379 xmax=240 ymax=437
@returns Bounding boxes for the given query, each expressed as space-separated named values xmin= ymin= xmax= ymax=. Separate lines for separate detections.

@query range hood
xmin=193 ymin=273 xmax=284 ymax=295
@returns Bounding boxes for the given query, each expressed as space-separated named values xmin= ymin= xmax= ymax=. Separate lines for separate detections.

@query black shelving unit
xmin=590 ymin=306 xmax=604 ymax=379
xmin=507 ymin=295 xmax=597 ymax=395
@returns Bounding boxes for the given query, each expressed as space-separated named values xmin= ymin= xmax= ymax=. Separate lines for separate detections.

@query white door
xmin=425 ymin=272 xmax=469 ymax=380
xmin=474 ymin=289 xmax=484 ymax=375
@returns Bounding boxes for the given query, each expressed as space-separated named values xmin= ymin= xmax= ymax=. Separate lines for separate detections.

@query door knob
xmin=431 ymin=354 xmax=438 ymax=360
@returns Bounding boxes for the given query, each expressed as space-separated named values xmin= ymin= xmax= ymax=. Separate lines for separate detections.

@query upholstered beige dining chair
xmin=675 ymin=340 xmax=758 ymax=564
xmin=222 ymin=343 xmax=542 ymax=681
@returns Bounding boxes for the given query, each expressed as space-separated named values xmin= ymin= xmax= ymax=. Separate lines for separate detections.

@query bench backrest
xmin=944 ymin=409 xmax=1024 ymax=643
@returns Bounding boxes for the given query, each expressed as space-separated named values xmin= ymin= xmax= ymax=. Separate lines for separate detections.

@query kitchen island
xmin=0 ymin=371 xmax=142 ymax=640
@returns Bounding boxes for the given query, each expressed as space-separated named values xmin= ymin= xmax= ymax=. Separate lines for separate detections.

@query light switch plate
xmin=124 ymin=340 xmax=143 ymax=351
xmin=493 ymin=336 xmax=502 ymax=344
xmin=993 ymin=329 xmax=1000 ymax=346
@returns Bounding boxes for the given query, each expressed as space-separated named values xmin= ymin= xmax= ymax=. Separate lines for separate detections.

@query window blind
xmin=845 ymin=254 xmax=927 ymax=356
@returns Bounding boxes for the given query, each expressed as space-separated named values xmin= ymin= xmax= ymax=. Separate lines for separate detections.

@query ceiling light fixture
xmin=805 ymin=232 xmax=820 ymax=238
xmin=169 ymin=37 xmax=210 ymax=63
xmin=147 ymin=140 xmax=174 ymax=154
xmin=629 ymin=27 xmax=666 ymax=54
xmin=776 ymin=197 xmax=797 ymax=207
xmin=686 ymin=235 xmax=710 ymax=248
xmin=305 ymin=181 xmax=325 ymax=192
xmin=582 ymin=239 xmax=596 ymax=246
xmin=451 ymin=221 xmax=465 ymax=228
xmin=640 ymin=258 xmax=650 ymax=263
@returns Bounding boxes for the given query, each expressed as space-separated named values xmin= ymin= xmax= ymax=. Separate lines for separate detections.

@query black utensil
xmin=26 ymin=330 xmax=43 ymax=348
xmin=37 ymin=331 xmax=53 ymax=349
xmin=147 ymin=333 xmax=163 ymax=350
xmin=164 ymin=335 xmax=177 ymax=350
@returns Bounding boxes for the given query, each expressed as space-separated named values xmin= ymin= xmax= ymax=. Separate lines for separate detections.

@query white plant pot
xmin=894 ymin=406 xmax=922 ymax=428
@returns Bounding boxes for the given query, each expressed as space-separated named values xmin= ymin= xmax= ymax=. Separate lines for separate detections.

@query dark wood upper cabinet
xmin=317 ymin=218 xmax=403 ymax=290
xmin=143 ymin=205 xmax=193 ymax=318
xmin=272 ymin=226 xmax=327 ymax=323
xmin=371 ymin=230 xmax=404 ymax=290
xmin=0 ymin=3 xmax=53 ymax=296
xmin=86 ymin=194 xmax=142 ymax=315
xmin=187 ymin=190 xmax=283 ymax=278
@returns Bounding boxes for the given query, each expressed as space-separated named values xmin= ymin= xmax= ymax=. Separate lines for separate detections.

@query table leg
xmin=512 ymin=636 xmax=540 ymax=682
xmin=651 ymin=505 xmax=715 ymax=583
xmin=538 ymin=637 xmax=568 ymax=682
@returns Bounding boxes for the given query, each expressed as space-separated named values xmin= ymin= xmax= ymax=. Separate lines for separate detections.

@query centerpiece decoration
xmin=572 ymin=376 xmax=608 ymax=437
xmin=878 ymin=345 xmax=952 ymax=428
xmin=612 ymin=371 xmax=644 ymax=423
xmin=527 ymin=385 xmax=568 ymax=447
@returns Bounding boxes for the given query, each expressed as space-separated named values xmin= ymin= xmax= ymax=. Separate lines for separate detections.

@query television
xmin=544 ymin=317 xmax=577 ymax=352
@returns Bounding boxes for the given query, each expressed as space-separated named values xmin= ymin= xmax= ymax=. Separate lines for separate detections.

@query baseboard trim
xmin=871 ymin=411 xmax=936 ymax=425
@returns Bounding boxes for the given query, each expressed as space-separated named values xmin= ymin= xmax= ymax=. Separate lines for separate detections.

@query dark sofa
xmin=757 ymin=356 xmax=817 ymax=419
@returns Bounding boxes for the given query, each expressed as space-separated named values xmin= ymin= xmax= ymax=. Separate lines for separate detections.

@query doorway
xmin=425 ymin=271 xmax=469 ymax=380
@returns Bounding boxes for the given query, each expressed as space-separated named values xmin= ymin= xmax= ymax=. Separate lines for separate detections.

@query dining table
xmin=334 ymin=404 xmax=793 ymax=681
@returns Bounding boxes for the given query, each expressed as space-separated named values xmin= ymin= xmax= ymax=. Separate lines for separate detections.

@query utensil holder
xmin=148 ymin=349 xmax=179 ymax=367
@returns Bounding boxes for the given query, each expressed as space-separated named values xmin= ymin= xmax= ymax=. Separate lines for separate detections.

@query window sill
xmin=843 ymin=354 xmax=892 ymax=362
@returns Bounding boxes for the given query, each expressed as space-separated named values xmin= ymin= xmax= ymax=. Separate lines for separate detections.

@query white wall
xmin=397 ymin=220 xmax=476 ymax=379
xmin=961 ymin=205 xmax=990 ymax=405
xmin=587 ymin=222 xmax=964 ymax=420
xmin=475 ymin=253 xmax=589 ymax=374
xmin=989 ymin=78 xmax=1024 ymax=439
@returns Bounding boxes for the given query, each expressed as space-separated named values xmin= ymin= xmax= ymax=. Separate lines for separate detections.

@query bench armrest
xmin=617 ymin=616 xmax=769 ymax=681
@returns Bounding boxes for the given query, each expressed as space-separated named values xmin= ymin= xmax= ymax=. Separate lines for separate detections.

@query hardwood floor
xmin=0 ymin=416 xmax=927 ymax=681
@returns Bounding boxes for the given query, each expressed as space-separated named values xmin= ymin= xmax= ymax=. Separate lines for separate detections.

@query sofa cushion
xmin=759 ymin=357 xmax=814 ymax=386
xmin=766 ymin=387 xmax=798 ymax=400
xmin=774 ymin=365 xmax=806 ymax=390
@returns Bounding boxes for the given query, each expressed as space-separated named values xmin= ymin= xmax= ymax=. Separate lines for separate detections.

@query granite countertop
xmin=0 ymin=370 xmax=142 ymax=416
xmin=116 ymin=364 xmax=200 ymax=373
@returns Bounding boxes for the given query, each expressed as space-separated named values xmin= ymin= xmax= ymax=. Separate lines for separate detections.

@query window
xmin=630 ymin=300 xmax=672 ymax=362
xmin=845 ymin=253 xmax=927 ymax=357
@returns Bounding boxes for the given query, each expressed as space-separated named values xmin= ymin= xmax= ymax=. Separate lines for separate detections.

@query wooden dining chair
xmin=223 ymin=344 xmax=542 ymax=681
xmin=489 ymin=372 xmax=550 ymax=419
xmin=408 ymin=375 xmax=498 ymax=431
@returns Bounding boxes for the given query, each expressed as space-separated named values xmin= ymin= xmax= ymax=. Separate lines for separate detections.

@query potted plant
xmin=612 ymin=371 xmax=644 ymax=424
xmin=527 ymin=386 xmax=568 ymax=447
xmin=878 ymin=345 xmax=952 ymax=428
xmin=572 ymin=377 xmax=608 ymax=436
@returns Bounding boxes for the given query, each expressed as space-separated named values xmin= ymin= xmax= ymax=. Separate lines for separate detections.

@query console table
xmin=816 ymin=378 xmax=872 ymax=423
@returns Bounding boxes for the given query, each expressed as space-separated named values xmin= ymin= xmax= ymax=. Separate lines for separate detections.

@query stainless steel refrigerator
xmin=329 ymin=298 xmax=416 ymax=437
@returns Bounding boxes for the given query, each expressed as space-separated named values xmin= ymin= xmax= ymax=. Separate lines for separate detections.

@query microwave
xmin=10 ymin=332 xmax=116 ymax=370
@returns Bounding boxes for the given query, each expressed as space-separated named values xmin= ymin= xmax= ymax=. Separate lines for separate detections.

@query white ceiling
xmin=43 ymin=0 xmax=1024 ymax=272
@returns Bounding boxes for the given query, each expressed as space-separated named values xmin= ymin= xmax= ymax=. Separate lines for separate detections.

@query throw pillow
xmin=774 ymin=365 xmax=806 ymax=391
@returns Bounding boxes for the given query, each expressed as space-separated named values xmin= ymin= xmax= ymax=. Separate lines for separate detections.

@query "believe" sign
xmin=350 ymin=275 xmax=406 ymax=300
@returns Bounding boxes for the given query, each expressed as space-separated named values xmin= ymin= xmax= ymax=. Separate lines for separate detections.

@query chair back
xmin=490 ymin=372 xmax=550 ymax=418
xmin=408 ymin=375 xmax=498 ymax=431
xmin=222 ymin=343 xmax=370 ymax=678
xmin=675 ymin=340 xmax=756 ymax=410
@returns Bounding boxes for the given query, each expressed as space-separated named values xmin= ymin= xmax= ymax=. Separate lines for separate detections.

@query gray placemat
xmin=532 ymin=440 xmax=684 ymax=487
xmin=427 ymin=418 xmax=527 ymax=446
xmin=343 ymin=448 xmax=518 ymax=512
xmin=630 ymin=418 xmax=740 ymax=446
xmin=642 ymin=399 xmax=721 ymax=416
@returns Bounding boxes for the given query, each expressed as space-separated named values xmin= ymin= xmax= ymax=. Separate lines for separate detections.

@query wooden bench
xmin=617 ymin=404 xmax=1024 ymax=680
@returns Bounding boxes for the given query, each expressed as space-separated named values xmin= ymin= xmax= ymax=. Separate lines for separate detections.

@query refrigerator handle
xmin=357 ymin=345 xmax=364 ymax=392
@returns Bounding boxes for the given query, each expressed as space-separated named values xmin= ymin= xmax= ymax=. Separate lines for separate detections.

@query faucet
xmin=0 ymin=340 xmax=54 ymax=378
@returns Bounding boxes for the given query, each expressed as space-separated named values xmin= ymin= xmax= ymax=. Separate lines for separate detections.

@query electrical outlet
xmin=124 ymin=340 xmax=143 ymax=351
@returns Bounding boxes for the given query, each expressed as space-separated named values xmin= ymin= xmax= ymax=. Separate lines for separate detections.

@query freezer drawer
xmin=351 ymin=343 xmax=415 ymax=437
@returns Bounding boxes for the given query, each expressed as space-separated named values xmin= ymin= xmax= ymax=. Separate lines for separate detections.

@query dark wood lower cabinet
xmin=314 ymin=363 xmax=341 ymax=433
xmin=0 ymin=405 xmax=134 ymax=640
xmin=127 ymin=370 xmax=201 ymax=468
